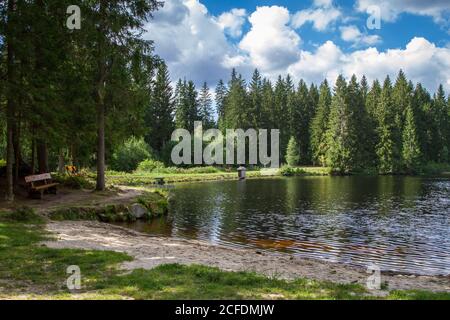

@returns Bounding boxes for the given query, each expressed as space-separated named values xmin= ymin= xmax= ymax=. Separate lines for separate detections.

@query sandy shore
xmin=43 ymin=220 xmax=450 ymax=293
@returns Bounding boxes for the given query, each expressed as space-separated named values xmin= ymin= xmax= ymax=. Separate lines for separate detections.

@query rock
xmin=129 ymin=203 xmax=148 ymax=219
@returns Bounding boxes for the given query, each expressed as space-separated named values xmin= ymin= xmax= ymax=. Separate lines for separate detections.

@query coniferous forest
xmin=1 ymin=1 xmax=450 ymax=202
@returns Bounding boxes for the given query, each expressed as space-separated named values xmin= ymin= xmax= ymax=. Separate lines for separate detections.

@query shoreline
xmin=43 ymin=220 xmax=450 ymax=293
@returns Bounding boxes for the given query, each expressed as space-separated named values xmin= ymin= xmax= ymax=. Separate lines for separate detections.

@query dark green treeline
xmin=174 ymin=68 xmax=449 ymax=174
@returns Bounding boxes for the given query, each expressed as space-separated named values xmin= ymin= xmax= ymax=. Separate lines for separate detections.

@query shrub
xmin=0 ymin=159 xmax=6 ymax=167
xmin=286 ymin=136 xmax=300 ymax=166
xmin=53 ymin=174 xmax=94 ymax=189
xmin=280 ymin=165 xmax=306 ymax=176
xmin=136 ymin=159 xmax=165 ymax=173
xmin=10 ymin=206 xmax=44 ymax=223
xmin=110 ymin=137 xmax=153 ymax=172
xmin=185 ymin=166 xmax=221 ymax=174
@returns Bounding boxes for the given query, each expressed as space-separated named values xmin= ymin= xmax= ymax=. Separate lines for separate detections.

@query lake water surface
xmin=117 ymin=176 xmax=450 ymax=275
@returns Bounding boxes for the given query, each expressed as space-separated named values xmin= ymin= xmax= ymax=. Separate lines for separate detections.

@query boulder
xmin=129 ymin=203 xmax=148 ymax=219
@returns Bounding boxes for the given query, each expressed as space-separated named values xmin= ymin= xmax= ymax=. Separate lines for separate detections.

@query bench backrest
xmin=25 ymin=173 xmax=52 ymax=183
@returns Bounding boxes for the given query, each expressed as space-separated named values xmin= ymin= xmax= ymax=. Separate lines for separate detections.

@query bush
xmin=9 ymin=206 xmax=44 ymax=223
xmin=0 ymin=159 xmax=5 ymax=168
xmin=286 ymin=136 xmax=300 ymax=166
xmin=110 ymin=137 xmax=153 ymax=172
xmin=280 ymin=165 xmax=306 ymax=176
xmin=136 ymin=159 xmax=165 ymax=173
xmin=53 ymin=174 xmax=94 ymax=189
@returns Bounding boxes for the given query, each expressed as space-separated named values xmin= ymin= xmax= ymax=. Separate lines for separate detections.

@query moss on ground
xmin=47 ymin=192 xmax=169 ymax=222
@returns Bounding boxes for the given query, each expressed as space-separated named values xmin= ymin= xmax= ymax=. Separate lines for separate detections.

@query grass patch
xmin=0 ymin=217 xmax=448 ymax=300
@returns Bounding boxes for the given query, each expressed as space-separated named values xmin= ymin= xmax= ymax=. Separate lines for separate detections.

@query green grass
xmin=105 ymin=166 xmax=334 ymax=186
xmin=0 ymin=214 xmax=448 ymax=300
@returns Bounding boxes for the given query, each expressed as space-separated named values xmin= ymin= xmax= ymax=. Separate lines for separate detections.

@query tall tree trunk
xmin=95 ymin=0 xmax=107 ymax=191
xmin=37 ymin=141 xmax=48 ymax=173
xmin=5 ymin=0 xmax=16 ymax=201
xmin=96 ymin=95 xmax=106 ymax=190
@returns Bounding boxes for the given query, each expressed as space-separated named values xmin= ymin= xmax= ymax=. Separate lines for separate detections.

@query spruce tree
xmin=402 ymin=104 xmax=422 ymax=173
xmin=375 ymin=76 xmax=401 ymax=174
xmin=286 ymin=136 xmax=300 ymax=166
xmin=326 ymin=75 xmax=356 ymax=173
xmin=215 ymin=79 xmax=227 ymax=131
xmin=199 ymin=82 xmax=214 ymax=128
xmin=310 ymin=80 xmax=331 ymax=166
xmin=144 ymin=61 xmax=174 ymax=153
xmin=249 ymin=69 xmax=263 ymax=128
xmin=431 ymin=85 xmax=449 ymax=162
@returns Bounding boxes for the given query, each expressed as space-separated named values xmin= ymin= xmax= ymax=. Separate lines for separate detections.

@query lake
xmin=116 ymin=176 xmax=450 ymax=275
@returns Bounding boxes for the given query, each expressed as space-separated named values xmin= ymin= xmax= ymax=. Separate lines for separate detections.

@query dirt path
xmin=44 ymin=220 xmax=450 ymax=293
xmin=0 ymin=186 xmax=144 ymax=213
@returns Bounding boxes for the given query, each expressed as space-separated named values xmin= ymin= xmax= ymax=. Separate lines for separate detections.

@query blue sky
xmin=144 ymin=0 xmax=450 ymax=93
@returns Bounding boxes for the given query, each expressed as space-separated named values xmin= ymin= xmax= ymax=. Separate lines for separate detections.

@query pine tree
xmin=365 ymin=79 xmax=382 ymax=167
xmin=260 ymin=78 xmax=274 ymax=130
xmin=215 ymin=79 xmax=227 ymax=131
xmin=431 ymin=85 xmax=449 ymax=162
xmin=375 ymin=76 xmax=401 ymax=174
xmin=291 ymin=79 xmax=313 ymax=164
xmin=174 ymin=80 xmax=199 ymax=130
xmin=348 ymin=74 xmax=369 ymax=169
xmin=402 ymin=104 xmax=422 ymax=173
xmin=326 ymin=75 xmax=357 ymax=173
xmin=249 ymin=69 xmax=263 ymax=128
xmin=310 ymin=80 xmax=331 ymax=166
xmin=144 ymin=61 xmax=174 ymax=153
xmin=412 ymin=83 xmax=431 ymax=161
xmin=199 ymin=82 xmax=214 ymax=128
xmin=286 ymin=136 xmax=300 ymax=166
xmin=225 ymin=69 xmax=248 ymax=129
xmin=274 ymin=76 xmax=289 ymax=160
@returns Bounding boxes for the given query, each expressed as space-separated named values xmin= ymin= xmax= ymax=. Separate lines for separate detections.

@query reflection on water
xmin=116 ymin=176 xmax=450 ymax=275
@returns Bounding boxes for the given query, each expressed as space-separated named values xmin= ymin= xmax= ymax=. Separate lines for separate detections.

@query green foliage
xmin=0 ymin=159 xmax=6 ymax=168
xmin=144 ymin=61 xmax=174 ymax=153
xmin=110 ymin=137 xmax=153 ymax=172
xmin=286 ymin=136 xmax=300 ymax=166
xmin=6 ymin=207 xmax=44 ymax=224
xmin=53 ymin=174 xmax=94 ymax=190
xmin=402 ymin=105 xmax=423 ymax=173
xmin=326 ymin=75 xmax=358 ymax=174
xmin=310 ymin=80 xmax=332 ymax=166
xmin=136 ymin=159 xmax=165 ymax=173
xmin=174 ymin=80 xmax=199 ymax=130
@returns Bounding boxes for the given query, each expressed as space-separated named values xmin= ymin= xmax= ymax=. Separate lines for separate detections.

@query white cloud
xmin=291 ymin=0 xmax=342 ymax=31
xmin=239 ymin=6 xmax=301 ymax=73
xmin=217 ymin=8 xmax=247 ymax=38
xmin=356 ymin=0 xmax=450 ymax=23
xmin=145 ymin=1 xmax=450 ymax=93
xmin=288 ymin=37 xmax=450 ymax=93
xmin=340 ymin=25 xmax=381 ymax=46
xmin=144 ymin=0 xmax=249 ymax=85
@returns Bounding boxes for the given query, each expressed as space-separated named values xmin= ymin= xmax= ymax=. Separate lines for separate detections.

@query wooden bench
xmin=25 ymin=173 xmax=59 ymax=199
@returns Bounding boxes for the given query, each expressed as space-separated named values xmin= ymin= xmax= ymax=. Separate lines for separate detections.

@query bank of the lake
xmin=0 ymin=215 xmax=449 ymax=300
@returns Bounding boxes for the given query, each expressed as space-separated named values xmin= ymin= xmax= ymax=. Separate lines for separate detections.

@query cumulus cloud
xmin=356 ymin=0 xmax=450 ymax=23
xmin=144 ymin=0 xmax=249 ymax=85
xmin=340 ymin=25 xmax=381 ymax=46
xmin=288 ymin=37 xmax=450 ymax=92
xmin=144 ymin=1 xmax=450 ymax=93
xmin=291 ymin=0 xmax=342 ymax=31
xmin=217 ymin=8 xmax=247 ymax=38
xmin=239 ymin=6 xmax=301 ymax=73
